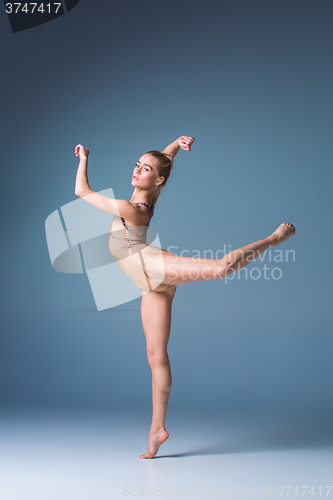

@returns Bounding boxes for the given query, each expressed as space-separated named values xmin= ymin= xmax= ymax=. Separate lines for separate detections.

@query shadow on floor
xmin=156 ymin=411 xmax=333 ymax=458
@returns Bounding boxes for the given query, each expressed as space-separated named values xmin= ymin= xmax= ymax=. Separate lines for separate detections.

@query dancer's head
xmin=131 ymin=151 xmax=174 ymax=204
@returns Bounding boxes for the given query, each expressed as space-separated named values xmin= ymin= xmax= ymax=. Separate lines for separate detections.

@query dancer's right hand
xmin=74 ymin=144 xmax=90 ymax=160
xmin=177 ymin=136 xmax=195 ymax=151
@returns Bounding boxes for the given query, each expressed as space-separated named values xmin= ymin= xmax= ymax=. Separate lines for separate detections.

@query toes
xmin=139 ymin=453 xmax=154 ymax=459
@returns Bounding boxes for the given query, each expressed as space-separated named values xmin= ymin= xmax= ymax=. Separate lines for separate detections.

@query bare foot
xmin=269 ymin=223 xmax=296 ymax=247
xmin=139 ymin=427 xmax=169 ymax=459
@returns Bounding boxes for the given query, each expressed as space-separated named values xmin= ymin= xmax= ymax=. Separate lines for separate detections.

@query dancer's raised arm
xmin=74 ymin=144 xmax=91 ymax=195
xmin=74 ymin=144 xmax=148 ymax=224
xmin=162 ymin=136 xmax=195 ymax=156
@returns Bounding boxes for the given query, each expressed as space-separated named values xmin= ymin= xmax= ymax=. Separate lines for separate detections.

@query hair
xmin=144 ymin=150 xmax=174 ymax=206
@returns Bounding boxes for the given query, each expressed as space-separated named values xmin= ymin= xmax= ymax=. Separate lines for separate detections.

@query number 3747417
xmin=5 ymin=3 xmax=62 ymax=14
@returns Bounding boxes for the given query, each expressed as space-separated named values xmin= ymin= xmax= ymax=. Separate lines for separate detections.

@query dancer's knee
xmin=214 ymin=260 xmax=235 ymax=279
xmin=147 ymin=349 xmax=169 ymax=367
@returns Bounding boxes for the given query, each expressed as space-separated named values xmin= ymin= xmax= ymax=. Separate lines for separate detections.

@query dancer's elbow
xmin=75 ymin=187 xmax=90 ymax=197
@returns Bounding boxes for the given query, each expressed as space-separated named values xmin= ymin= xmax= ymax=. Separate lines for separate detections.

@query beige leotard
xmin=108 ymin=202 xmax=176 ymax=293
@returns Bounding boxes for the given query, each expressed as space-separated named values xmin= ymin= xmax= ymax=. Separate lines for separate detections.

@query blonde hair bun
xmin=162 ymin=152 xmax=174 ymax=167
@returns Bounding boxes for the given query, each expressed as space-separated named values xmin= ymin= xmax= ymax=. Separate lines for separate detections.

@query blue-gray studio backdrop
xmin=1 ymin=0 xmax=332 ymax=413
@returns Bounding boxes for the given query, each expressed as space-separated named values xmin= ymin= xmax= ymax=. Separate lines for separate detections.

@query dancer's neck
xmin=130 ymin=189 xmax=154 ymax=206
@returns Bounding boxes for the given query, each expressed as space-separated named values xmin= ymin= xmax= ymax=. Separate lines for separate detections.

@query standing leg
xmin=139 ymin=286 xmax=177 ymax=459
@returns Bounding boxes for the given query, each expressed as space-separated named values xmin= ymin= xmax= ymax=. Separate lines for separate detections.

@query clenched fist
xmin=75 ymin=144 xmax=90 ymax=160
xmin=177 ymin=136 xmax=195 ymax=151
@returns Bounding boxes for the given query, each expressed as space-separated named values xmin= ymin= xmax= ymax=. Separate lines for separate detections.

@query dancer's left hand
xmin=177 ymin=136 xmax=195 ymax=151
xmin=75 ymin=144 xmax=90 ymax=160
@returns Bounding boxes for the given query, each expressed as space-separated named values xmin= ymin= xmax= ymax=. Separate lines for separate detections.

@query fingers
xmin=74 ymin=144 xmax=89 ymax=157
xmin=179 ymin=136 xmax=195 ymax=151
xmin=181 ymin=136 xmax=195 ymax=144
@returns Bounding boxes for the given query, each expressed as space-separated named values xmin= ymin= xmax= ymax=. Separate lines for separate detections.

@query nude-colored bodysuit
xmin=108 ymin=202 xmax=176 ymax=293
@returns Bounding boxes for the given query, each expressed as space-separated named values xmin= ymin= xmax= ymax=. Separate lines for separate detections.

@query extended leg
xmin=143 ymin=223 xmax=295 ymax=285
xmin=219 ymin=222 xmax=296 ymax=274
xmin=139 ymin=286 xmax=177 ymax=459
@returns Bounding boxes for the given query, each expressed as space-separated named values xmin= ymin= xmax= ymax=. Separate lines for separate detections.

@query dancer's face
xmin=132 ymin=154 xmax=163 ymax=189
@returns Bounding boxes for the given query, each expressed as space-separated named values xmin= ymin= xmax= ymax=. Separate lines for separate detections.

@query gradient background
xmin=1 ymin=0 xmax=332 ymax=422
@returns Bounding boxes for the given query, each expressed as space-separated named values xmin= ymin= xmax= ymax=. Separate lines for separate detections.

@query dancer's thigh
xmin=142 ymin=247 xmax=226 ymax=285
xmin=141 ymin=287 xmax=176 ymax=357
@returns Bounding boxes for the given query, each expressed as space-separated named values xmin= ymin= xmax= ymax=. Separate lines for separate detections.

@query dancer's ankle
xmin=150 ymin=424 xmax=166 ymax=433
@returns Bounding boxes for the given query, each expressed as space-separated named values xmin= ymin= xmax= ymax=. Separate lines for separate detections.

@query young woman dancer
xmin=74 ymin=136 xmax=295 ymax=459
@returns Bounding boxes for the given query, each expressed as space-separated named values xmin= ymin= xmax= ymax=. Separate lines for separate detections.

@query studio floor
xmin=1 ymin=407 xmax=332 ymax=500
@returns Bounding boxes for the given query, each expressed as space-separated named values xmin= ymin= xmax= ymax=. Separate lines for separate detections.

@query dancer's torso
xmin=108 ymin=202 xmax=154 ymax=260
xmin=108 ymin=201 xmax=177 ymax=292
